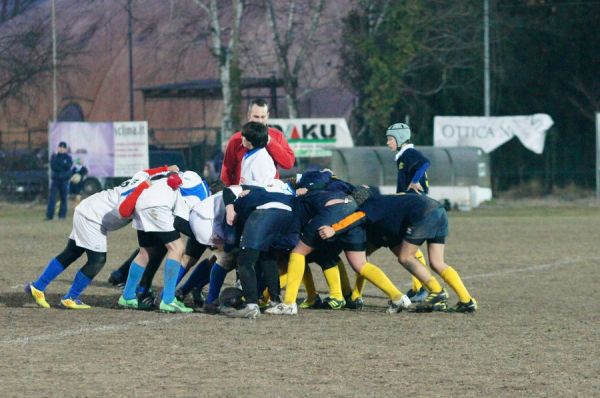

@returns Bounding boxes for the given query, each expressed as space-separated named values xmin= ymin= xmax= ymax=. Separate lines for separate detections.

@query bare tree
xmin=192 ymin=0 xmax=244 ymax=141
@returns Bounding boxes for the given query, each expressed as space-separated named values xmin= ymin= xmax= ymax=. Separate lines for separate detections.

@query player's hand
xmin=407 ymin=182 xmax=423 ymax=194
xmin=239 ymin=189 xmax=251 ymax=197
xmin=296 ymin=187 xmax=308 ymax=196
xmin=167 ymin=165 xmax=180 ymax=173
xmin=318 ymin=226 xmax=335 ymax=239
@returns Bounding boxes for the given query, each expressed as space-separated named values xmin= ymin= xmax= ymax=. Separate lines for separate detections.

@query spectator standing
xmin=220 ymin=99 xmax=295 ymax=186
xmin=46 ymin=141 xmax=73 ymax=220
xmin=70 ymin=158 xmax=88 ymax=205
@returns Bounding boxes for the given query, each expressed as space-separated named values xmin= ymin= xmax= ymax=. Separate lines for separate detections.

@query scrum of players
xmin=25 ymin=112 xmax=477 ymax=319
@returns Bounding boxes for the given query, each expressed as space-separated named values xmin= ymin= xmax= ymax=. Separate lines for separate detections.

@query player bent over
xmin=117 ymin=172 xmax=192 ymax=313
xmin=25 ymin=165 xmax=178 ymax=309
xmin=319 ymin=189 xmax=478 ymax=313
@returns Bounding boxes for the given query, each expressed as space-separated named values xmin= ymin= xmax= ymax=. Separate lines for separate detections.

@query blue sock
xmin=63 ymin=270 xmax=91 ymax=300
xmin=122 ymin=262 xmax=145 ymax=300
xmin=33 ymin=258 xmax=66 ymax=291
xmin=175 ymin=264 xmax=188 ymax=286
xmin=179 ymin=259 xmax=211 ymax=296
xmin=207 ymin=263 xmax=228 ymax=304
xmin=162 ymin=259 xmax=182 ymax=304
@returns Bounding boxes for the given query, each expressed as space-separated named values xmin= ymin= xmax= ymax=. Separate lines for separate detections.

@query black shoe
xmin=413 ymin=289 xmax=449 ymax=313
xmin=201 ymin=301 xmax=220 ymax=314
xmin=448 ymin=298 xmax=478 ymax=313
xmin=175 ymin=288 xmax=186 ymax=303
xmin=137 ymin=289 xmax=157 ymax=311
xmin=108 ymin=271 xmax=125 ymax=288
xmin=191 ymin=287 xmax=205 ymax=308
xmin=344 ymin=296 xmax=364 ymax=310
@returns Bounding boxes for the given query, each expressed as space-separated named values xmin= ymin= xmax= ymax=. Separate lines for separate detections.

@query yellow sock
xmin=440 ymin=266 xmax=472 ymax=303
xmin=351 ymin=274 xmax=366 ymax=301
xmin=424 ymin=276 xmax=442 ymax=293
xmin=412 ymin=249 xmax=426 ymax=291
xmin=261 ymin=287 xmax=270 ymax=303
xmin=337 ymin=260 xmax=352 ymax=298
xmin=283 ymin=253 xmax=305 ymax=305
xmin=323 ymin=266 xmax=344 ymax=300
xmin=279 ymin=273 xmax=288 ymax=289
xmin=359 ymin=262 xmax=402 ymax=300
xmin=303 ymin=265 xmax=318 ymax=300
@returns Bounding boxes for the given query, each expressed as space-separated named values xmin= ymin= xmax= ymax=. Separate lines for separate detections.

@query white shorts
xmin=69 ymin=210 xmax=107 ymax=252
xmin=133 ymin=207 xmax=175 ymax=232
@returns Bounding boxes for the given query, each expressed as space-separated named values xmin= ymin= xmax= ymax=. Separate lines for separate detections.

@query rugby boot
xmin=191 ymin=287 xmax=205 ymax=308
xmin=386 ymin=294 xmax=412 ymax=314
xmin=117 ymin=295 xmax=139 ymax=310
xmin=406 ymin=287 xmax=428 ymax=303
xmin=299 ymin=295 xmax=323 ymax=309
xmin=159 ymin=298 xmax=193 ymax=313
xmin=201 ymin=301 xmax=220 ymax=315
xmin=108 ymin=271 xmax=126 ymax=288
xmin=136 ymin=290 xmax=157 ymax=311
xmin=344 ymin=296 xmax=364 ymax=310
xmin=413 ymin=289 xmax=449 ymax=313
xmin=61 ymin=297 xmax=91 ymax=310
xmin=25 ymin=283 xmax=50 ymax=309
xmin=449 ymin=298 xmax=478 ymax=313
xmin=223 ymin=303 xmax=260 ymax=319
xmin=322 ymin=297 xmax=346 ymax=310
xmin=264 ymin=302 xmax=298 ymax=315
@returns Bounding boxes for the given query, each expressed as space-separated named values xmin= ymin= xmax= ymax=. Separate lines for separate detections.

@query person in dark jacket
xmin=46 ymin=141 xmax=73 ymax=220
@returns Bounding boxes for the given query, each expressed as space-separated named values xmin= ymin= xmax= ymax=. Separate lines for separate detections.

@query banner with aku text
xmin=269 ymin=118 xmax=354 ymax=158
xmin=433 ymin=114 xmax=554 ymax=154
xmin=49 ymin=121 xmax=149 ymax=177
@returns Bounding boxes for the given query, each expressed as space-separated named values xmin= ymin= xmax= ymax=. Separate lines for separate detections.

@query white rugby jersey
xmin=189 ymin=191 xmax=226 ymax=245
xmin=75 ymin=171 xmax=149 ymax=231
xmin=239 ymin=147 xmax=276 ymax=186
xmin=132 ymin=178 xmax=181 ymax=231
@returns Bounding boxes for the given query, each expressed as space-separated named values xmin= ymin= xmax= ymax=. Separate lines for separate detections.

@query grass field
xmin=1 ymin=201 xmax=599 ymax=397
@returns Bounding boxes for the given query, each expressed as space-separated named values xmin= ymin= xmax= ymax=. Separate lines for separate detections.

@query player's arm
xmin=144 ymin=164 xmax=178 ymax=176
xmin=408 ymin=161 xmax=430 ymax=193
xmin=318 ymin=211 xmax=367 ymax=239
xmin=266 ymin=131 xmax=295 ymax=169
xmin=118 ymin=180 xmax=151 ymax=218
xmin=220 ymin=139 xmax=238 ymax=186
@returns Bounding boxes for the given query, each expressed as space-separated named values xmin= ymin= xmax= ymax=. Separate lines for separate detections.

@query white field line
xmin=2 ymin=256 xmax=597 ymax=346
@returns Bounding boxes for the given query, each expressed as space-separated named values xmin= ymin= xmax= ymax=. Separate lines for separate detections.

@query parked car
xmin=0 ymin=149 xmax=48 ymax=201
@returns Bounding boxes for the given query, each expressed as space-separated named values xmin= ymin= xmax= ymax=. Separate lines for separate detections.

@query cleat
xmin=191 ymin=288 xmax=205 ymax=308
xmin=159 ymin=298 xmax=193 ymax=313
xmin=222 ymin=303 xmax=260 ymax=319
xmin=175 ymin=288 xmax=186 ymax=303
xmin=108 ymin=271 xmax=125 ymax=288
xmin=449 ymin=298 xmax=478 ymax=313
xmin=25 ymin=283 xmax=50 ymax=308
xmin=386 ymin=294 xmax=412 ymax=314
xmin=413 ymin=289 xmax=449 ymax=313
xmin=299 ymin=295 xmax=323 ymax=309
xmin=406 ymin=287 xmax=428 ymax=303
xmin=344 ymin=296 xmax=364 ymax=310
xmin=117 ymin=295 xmax=139 ymax=310
xmin=322 ymin=297 xmax=346 ymax=310
xmin=136 ymin=290 xmax=157 ymax=311
xmin=264 ymin=302 xmax=298 ymax=315
xmin=61 ymin=297 xmax=91 ymax=309
xmin=201 ymin=301 xmax=220 ymax=315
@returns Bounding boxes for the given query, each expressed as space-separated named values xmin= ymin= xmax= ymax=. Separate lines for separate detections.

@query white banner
xmin=433 ymin=114 xmax=554 ymax=154
xmin=113 ymin=122 xmax=149 ymax=177
xmin=270 ymin=118 xmax=354 ymax=158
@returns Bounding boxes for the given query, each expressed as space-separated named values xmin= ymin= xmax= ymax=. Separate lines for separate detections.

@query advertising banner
xmin=433 ymin=114 xmax=554 ymax=154
xmin=49 ymin=122 xmax=148 ymax=177
xmin=269 ymin=118 xmax=354 ymax=158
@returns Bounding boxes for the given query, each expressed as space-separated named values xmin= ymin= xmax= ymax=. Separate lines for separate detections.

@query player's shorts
xmin=366 ymin=223 xmax=403 ymax=251
xmin=240 ymin=209 xmax=294 ymax=252
xmin=69 ymin=210 xmax=107 ymax=252
xmin=137 ymin=229 xmax=180 ymax=248
xmin=301 ymin=201 xmax=365 ymax=252
xmin=185 ymin=238 xmax=208 ymax=259
xmin=307 ymin=242 xmax=342 ymax=270
xmin=404 ymin=207 xmax=448 ymax=245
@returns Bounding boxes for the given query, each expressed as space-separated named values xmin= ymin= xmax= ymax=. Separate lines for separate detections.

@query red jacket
xmin=220 ymin=127 xmax=295 ymax=186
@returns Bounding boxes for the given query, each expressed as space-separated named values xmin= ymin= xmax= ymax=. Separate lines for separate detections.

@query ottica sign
xmin=270 ymin=118 xmax=354 ymax=158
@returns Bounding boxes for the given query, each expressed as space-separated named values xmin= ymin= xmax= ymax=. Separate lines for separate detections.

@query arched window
xmin=58 ymin=103 xmax=85 ymax=121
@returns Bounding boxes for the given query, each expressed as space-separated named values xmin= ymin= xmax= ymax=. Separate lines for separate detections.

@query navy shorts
xmin=307 ymin=242 xmax=343 ymax=270
xmin=240 ymin=209 xmax=294 ymax=252
xmin=404 ymin=207 xmax=448 ymax=245
xmin=301 ymin=201 xmax=365 ymax=252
